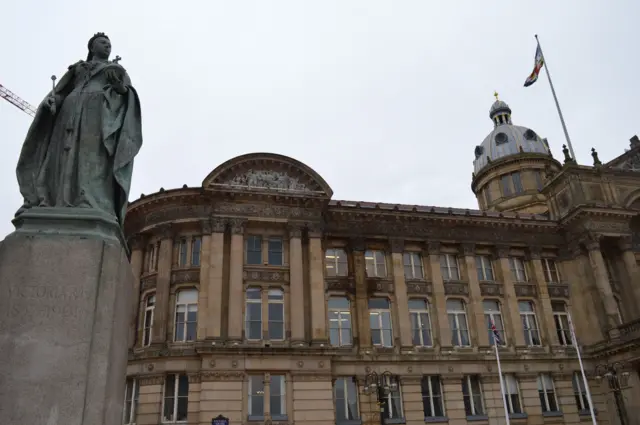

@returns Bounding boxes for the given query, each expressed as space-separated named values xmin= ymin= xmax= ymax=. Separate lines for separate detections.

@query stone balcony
xmin=585 ymin=317 xmax=640 ymax=358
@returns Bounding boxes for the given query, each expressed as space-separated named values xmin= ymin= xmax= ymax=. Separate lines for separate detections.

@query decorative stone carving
xmin=495 ymin=245 xmax=509 ymax=258
xmin=619 ymin=235 xmax=634 ymax=251
xmin=156 ymin=223 xmax=174 ymax=240
xmin=188 ymin=373 xmax=201 ymax=384
xmin=584 ymin=221 xmax=630 ymax=233
xmin=228 ymin=218 xmax=246 ymax=235
xmin=214 ymin=202 xmax=321 ymax=220
xmin=461 ymin=243 xmax=475 ymax=256
xmin=138 ymin=374 xmax=164 ymax=386
xmin=390 ymin=238 xmax=404 ymax=254
xmin=211 ymin=217 xmax=227 ymax=233
xmin=288 ymin=224 xmax=303 ymax=239
xmin=171 ymin=269 xmax=201 ymax=284
xmin=427 ymin=241 xmax=440 ymax=255
xmin=209 ymin=359 xmax=216 ymax=367
xmin=528 ymin=247 xmax=541 ymax=260
xmin=243 ymin=268 xmax=290 ymax=283
xmin=583 ymin=233 xmax=603 ymax=251
xmin=514 ymin=283 xmax=537 ymax=297
xmin=200 ymin=371 xmax=245 ymax=382
xmin=444 ymin=282 xmax=469 ymax=296
xmin=614 ymin=151 xmax=640 ymax=172
xmin=326 ymin=278 xmax=356 ymax=293
xmin=141 ymin=275 xmax=157 ymax=291
xmin=223 ymin=169 xmax=312 ymax=192
xmin=547 ymin=283 xmax=570 ymax=298
xmin=128 ymin=233 xmax=147 ymax=251
xmin=232 ymin=360 xmax=238 ymax=368
xmin=406 ymin=281 xmax=433 ymax=295
xmin=480 ymin=282 xmax=503 ymax=296
xmin=367 ymin=279 xmax=394 ymax=293
xmin=200 ymin=218 xmax=212 ymax=234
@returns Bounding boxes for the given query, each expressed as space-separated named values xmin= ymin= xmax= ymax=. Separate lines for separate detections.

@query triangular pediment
xmin=202 ymin=153 xmax=333 ymax=198
xmin=605 ymin=142 xmax=640 ymax=172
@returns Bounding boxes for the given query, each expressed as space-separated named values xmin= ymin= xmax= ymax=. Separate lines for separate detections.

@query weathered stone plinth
xmin=0 ymin=209 xmax=133 ymax=425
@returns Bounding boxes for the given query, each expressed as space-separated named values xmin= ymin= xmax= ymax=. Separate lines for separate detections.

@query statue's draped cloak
xmin=15 ymin=60 xmax=142 ymax=227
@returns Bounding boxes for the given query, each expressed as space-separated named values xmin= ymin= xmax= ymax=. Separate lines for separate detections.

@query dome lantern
xmin=489 ymin=91 xmax=512 ymax=127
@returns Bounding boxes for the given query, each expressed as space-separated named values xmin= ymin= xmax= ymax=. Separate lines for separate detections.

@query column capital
xmin=288 ymin=223 xmax=304 ymax=239
xmin=349 ymin=237 xmax=366 ymax=252
xmin=494 ymin=244 xmax=510 ymax=258
xmin=211 ymin=217 xmax=227 ymax=233
xmin=527 ymin=246 xmax=542 ymax=260
xmin=389 ymin=238 xmax=404 ymax=254
xmin=200 ymin=218 xmax=212 ymax=234
xmin=306 ymin=222 xmax=324 ymax=238
xmin=156 ymin=223 xmax=174 ymax=240
xmin=128 ymin=233 xmax=147 ymax=251
xmin=228 ymin=218 xmax=246 ymax=235
xmin=460 ymin=242 xmax=475 ymax=256
xmin=619 ymin=234 xmax=634 ymax=251
xmin=427 ymin=241 xmax=440 ymax=255
xmin=583 ymin=233 xmax=603 ymax=251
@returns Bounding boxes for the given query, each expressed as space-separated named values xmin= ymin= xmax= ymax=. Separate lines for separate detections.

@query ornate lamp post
xmin=363 ymin=371 xmax=397 ymax=425
xmin=595 ymin=361 xmax=631 ymax=425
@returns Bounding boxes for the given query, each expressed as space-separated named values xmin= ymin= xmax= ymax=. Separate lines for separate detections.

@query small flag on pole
xmin=524 ymin=45 xmax=545 ymax=87
xmin=490 ymin=320 xmax=502 ymax=345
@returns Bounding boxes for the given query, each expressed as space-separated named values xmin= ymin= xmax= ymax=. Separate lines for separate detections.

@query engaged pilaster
xmin=461 ymin=243 xmax=488 ymax=347
xmin=528 ymin=247 xmax=558 ymax=346
xmin=289 ymin=224 xmax=305 ymax=344
xmin=495 ymin=245 xmax=525 ymax=347
xmin=227 ymin=218 xmax=246 ymax=343
xmin=207 ymin=218 xmax=227 ymax=340
xmin=390 ymin=239 xmax=412 ymax=348
xmin=619 ymin=235 xmax=640 ymax=312
xmin=308 ymin=223 xmax=327 ymax=345
xmin=351 ymin=237 xmax=370 ymax=348
xmin=427 ymin=241 xmax=451 ymax=349
xmin=152 ymin=224 xmax=174 ymax=345
xmin=585 ymin=235 xmax=619 ymax=329
xmin=127 ymin=233 xmax=146 ymax=348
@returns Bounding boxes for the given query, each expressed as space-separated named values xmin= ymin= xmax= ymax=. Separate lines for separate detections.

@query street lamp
xmin=595 ymin=361 xmax=631 ymax=425
xmin=363 ymin=371 xmax=397 ymax=425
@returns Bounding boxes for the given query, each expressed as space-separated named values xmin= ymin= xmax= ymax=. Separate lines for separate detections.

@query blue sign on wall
xmin=212 ymin=414 xmax=229 ymax=425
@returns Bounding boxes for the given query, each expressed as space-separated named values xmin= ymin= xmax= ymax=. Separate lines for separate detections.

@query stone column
xmin=308 ymin=225 xmax=327 ymax=345
xmin=289 ymin=224 xmax=305 ymax=344
xmin=206 ymin=218 xmax=226 ymax=340
xmin=619 ymin=235 xmax=640 ymax=309
xmin=461 ymin=243 xmax=488 ymax=347
xmin=351 ymin=238 xmax=371 ymax=348
xmin=390 ymin=239 xmax=412 ymax=348
xmin=152 ymin=224 xmax=174 ymax=345
xmin=196 ymin=219 xmax=212 ymax=340
xmin=528 ymin=248 xmax=558 ymax=346
xmin=585 ymin=236 xmax=619 ymax=329
xmin=495 ymin=245 xmax=525 ymax=347
xmin=227 ymin=219 xmax=245 ymax=343
xmin=427 ymin=241 xmax=451 ymax=349
xmin=128 ymin=233 xmax=146 ymax=348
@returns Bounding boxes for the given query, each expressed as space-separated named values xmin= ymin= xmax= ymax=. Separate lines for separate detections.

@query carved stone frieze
xmin=214 ymin=202 xmax=321 ymax=220
xmin=326 ymin=277 xmax=356 ymax=294
xmin=514 ymin=283 xmax=537 ymax=297
xmin=291 ymin=373 xmax=332 ymax=381
xmin=200 ymin=371 xmax=245 ymax=382
xmin=141 ymin=274 xmax=157 ymax=291
xmin=171 ymin=268 xmax=201 ymax=284
xmin=188 ymin=373 xmax=201 ymax=384
xmin=228 ymin=218 xmax=246 ymax=234
xmin=144 ymin=205 xmax=210 ymax=229
xmin=223 ymin=169 xmax=313 ymax=192
xmin=406 ymin=281 xmax=433 ymax=295
xmin=583 ymin=220 xmax=631 ymax=234
xmin=287 ymin=224 xmax=303 ymax=239
xmin=243 ymin=268 xmax=290 ymax=283
xmin=613 ymin=151 xmax=640 ymax=172
xmin=547 ymin=284 xmax=570 ymax=298
xmin=444 ymin=282 xmax=469 ymax=296
xmin=480 ymin=282 xmax=504 ymax=296
xmin=367 ymin=279 xmax=394 ymax=293
xmin=138 ymin=374 xmax=164 ymax=386
xmin=200 ymin=218 xmax=212 ymax=234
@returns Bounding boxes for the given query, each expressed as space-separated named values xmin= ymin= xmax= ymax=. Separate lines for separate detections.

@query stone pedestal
xmin=0 ymin=208 xmax=133 ymax=425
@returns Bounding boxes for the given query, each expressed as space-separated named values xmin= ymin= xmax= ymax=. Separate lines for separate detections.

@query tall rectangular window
xmin=245 ymin=288 xmax=262 ymax=340
xmin=440 ymin=254 xmax=460 ymax=281
xmin=476 ymin=255 xmax=494 ymax=281
xmin=162 ymin=374 xmax=189 ymax=422
xmin=382 ymin=375 xmax=403 ymax=420
xmin=267 ymin=289 xmax=285 ymax=340
xmin=409 ymin=299 xmax=432 ymax=347
xmin=123 ymin=377 xmax=139 ymax=425
xmin=537 ymin=374 xmax=559 ymax=413
xmin=178 ymin=238 xmax=188 ymax=267
xmin=334 ymin=377 xmax=360 ymax=422
xmin=501 ymin=175 xmax=512 ymax=197
xmin=142 ymin=293 xmax=155 ymax=347
xmin=519 ymin=301 xmax=541 ymax=346
xmin=512 ymin=172 xmax=524 ymax=194
xmin=572 ymin=372 xmax=590 ymax=411
xmin=248 ymin=375 xmax=265 ymax=418
xmin=462 ymin=375 xmax=485 ymax=416
xmin=542 ymin=258 xmax=560 ymax=283
xmin=503 ymin=374 xmax=523 ymax=414
xmin=421 ymin=375 xmax=445 ymax=418
xmin=509 ymin=257 xmax=528 ymax=282
xmin=535 ymin=171 xmax=544 ymax=191
xmin=268 ymin=237 xmax=283 ymax=266
xmin=246 ymin=235 xmax=263 ymax=265
xmin=403 ymin=252 xmax=424 ymax=279
xmin=447 ymin=299 xmax=470 ymax=347
xmin=191 ymin=236 xmax=201 ymax=266
xmin=483 ymin=300 xmax=505 ymax=346
xmin=329 ymin=297 xmax=352 ymax=347
xmin=270 ymin=375 xmax=286 ymax=418
xmin=325 ymin=248 xmax=348 ymax=277
xmin=369 ymin=298 xmax=393 ymax=347
xmin=365 ymin=250 xmax=387 ymax=277
xmin=552 ymin=301 xmax=572 ymax=346
xmin=174 ymin=289 xmax=198 ymax=342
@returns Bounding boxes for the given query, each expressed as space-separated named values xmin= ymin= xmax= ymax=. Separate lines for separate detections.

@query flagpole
xmin=494 ymin=339 xmax=512 ymax=425
xmin=568 ymin=312 xmax=598 ymax=425
xmin=535 ymin=34 xmax=577 ymax=162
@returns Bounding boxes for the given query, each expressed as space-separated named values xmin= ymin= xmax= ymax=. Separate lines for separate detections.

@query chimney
xmin=630 ymin=135 xmax=640 ymax=148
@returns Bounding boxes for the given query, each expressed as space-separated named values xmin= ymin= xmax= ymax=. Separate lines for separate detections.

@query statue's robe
xmin=15 ymin=60 xmax=143 ymax=228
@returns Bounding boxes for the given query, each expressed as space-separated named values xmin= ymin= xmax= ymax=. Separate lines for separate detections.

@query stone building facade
xmin=123 ymin=99 xmax=640 ymax=425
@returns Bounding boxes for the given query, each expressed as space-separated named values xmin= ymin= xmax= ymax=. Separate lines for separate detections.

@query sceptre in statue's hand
xmin=44 ymin=75 xmax=57 ymax=115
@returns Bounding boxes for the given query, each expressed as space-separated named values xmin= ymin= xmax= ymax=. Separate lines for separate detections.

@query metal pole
xmin=614 ymin=390 xmax=628 ymax=425
xmin=568 ymin=313 xmax=598 ymax=425
xmin=495 ymin=343 xmax=512 ymax=425
xmin=535 ymin=34 xmax=577 ymax=162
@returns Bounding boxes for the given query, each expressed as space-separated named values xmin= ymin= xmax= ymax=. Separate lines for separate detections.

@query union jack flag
xmin=490 ymin=320 xmax=502 ymax=345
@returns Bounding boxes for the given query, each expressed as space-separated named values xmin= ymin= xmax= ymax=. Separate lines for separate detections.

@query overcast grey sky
xmin=1 ymin=1 xmax=638 ymax=238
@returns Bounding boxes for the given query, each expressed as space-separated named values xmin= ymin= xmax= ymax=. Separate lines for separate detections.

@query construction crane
xmin=0 ymin=84 xmax=36 ymax=117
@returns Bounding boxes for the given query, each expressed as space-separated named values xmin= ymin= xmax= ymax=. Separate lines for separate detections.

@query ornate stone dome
xmin=473 ymin=98 xmax=552 ymax=174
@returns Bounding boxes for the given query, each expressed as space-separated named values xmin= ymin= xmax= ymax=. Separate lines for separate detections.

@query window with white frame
xmin=502 ymin=374 xmax=523 ymax=414
xmin=542 ymin=258 xmax=560 ymax=283
xmin=142 ymin=293 xmax=155 ymax=347
xmin=191 ymin=236 xmax=201 ymax=266
xmin=421 ymin=375 xmax=445 ymax=418
xmin=246 ymin=235 xmax=263 ymax=265
xmin=248 ymin=375 xmax=265 ymax=418
xmin=409 ymin=299 xmax=432 ymax=347
xmin=447 ymin=299 xmax=470 ymax=347
xmin=123 ymin=377 xmax=139 ymax=425
xmin=509 ymin=257 xmax=528 ymax=282
xmin=462 ymin=375 xmax=485 ymax=416
xmin=334 ymin=377 xmax=360 ymax=422
xmin=365 ymin=250 xmax=387 ymax=277
xmin=615 ymin=297 xmax=624 ymax=324
xmin=328 ymin=297 xmax=352 ymax=347
xmin=145 ymin=242 xmax=159 ymax=272
xmin=403 ymin=252 xmax=424 ymax=279
xmin=267 ymin=289 xmax=285 ymax=340
xmin=552 ymin=301 xmax=572 ymax=346
xmin=325 ymin=248 xmax=348 ymax=277
xmin=483 ymin=300 xmax=505 ymax=346
xmin=162 ymin=373 xmax=188 ymax=422
xmin=518 ymin=301 xmax=541 ymax=346
xmin=245 ymin=288 xmax=262 ymax=340
xmin=382 ymin=375 xmax=404 ymax=420
xmin=174 ymin=289 xmax=198 ymax=342
xmin=268 ymin=237 xmax=284 ymax=266
xmin=369 ymin=298 xmax=393 ymax=347
xmin=270 ymin=375 xmax=286 ymax=418
xmin=572 ymin=372 xmax=590 ymax=411
xmin=177 ymin=238 xmax=188 ymax=267
xmin=440 ymin=254 xmax=460 ymax=281
xmin=476 ymin=255 xmax=494 ymax=281
xmin=537 ymin=374 xmax=559 ymax=412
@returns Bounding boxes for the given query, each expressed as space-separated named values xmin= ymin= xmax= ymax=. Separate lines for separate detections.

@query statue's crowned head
xmin=87 ymin=32 xmax=111 ymax=61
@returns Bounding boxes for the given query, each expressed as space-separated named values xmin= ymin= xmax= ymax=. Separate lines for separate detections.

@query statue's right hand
xmin=44 ymin=96 xmax=56 ymax=115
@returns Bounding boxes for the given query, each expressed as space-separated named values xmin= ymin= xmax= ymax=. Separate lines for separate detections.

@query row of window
xmin=482 ymin=170 xmax=546 ymax=206
xmin=123 ymin=372 xmax=591 ymax=424
xmin=140 ymin=288 xmax=573 ymax=347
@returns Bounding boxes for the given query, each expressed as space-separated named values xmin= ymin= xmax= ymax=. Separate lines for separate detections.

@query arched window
xmin=174 ymin=289 xmax=198 ymax=342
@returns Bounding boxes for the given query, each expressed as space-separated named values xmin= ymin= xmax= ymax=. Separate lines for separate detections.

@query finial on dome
xmin=494 ymin=91 xmax=499 ymax=101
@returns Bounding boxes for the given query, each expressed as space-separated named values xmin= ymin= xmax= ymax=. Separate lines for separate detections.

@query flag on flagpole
xmin=524 ymin=45 xmax=545 ymax=87
xmin=490 ymin=320 xmax=502 ymax=345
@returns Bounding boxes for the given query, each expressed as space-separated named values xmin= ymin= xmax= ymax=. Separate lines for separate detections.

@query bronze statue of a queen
xmin=15 ymin=32 xmax=143 ymax=230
